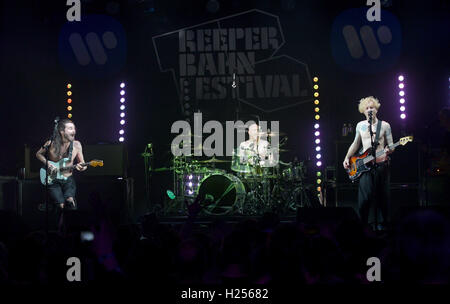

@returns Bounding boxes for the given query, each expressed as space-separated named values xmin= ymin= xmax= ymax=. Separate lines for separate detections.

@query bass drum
xmin=197 ymin=173 xmax=246 ymax=215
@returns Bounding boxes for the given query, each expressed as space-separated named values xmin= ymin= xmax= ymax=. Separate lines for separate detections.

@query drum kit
xmin=154 ymin=131 xmax=313 ymax=216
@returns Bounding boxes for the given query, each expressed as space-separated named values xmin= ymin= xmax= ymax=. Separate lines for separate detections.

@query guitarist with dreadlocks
xmin=342 ymin=97 xmax=395 ymax=229
xmin=36 ymin=119 xmax=87 ymax=211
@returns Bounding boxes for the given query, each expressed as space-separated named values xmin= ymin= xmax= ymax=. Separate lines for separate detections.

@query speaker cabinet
xmin=16 ymin=177 xmax=133 ymax=231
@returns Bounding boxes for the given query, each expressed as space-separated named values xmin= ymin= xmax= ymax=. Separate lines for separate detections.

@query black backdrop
xmin=1 ymin=0 xmax=449 ymax=215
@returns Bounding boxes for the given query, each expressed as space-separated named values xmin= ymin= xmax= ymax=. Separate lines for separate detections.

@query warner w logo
xmin=331 ymin=7 xmax=402 ymax=74
xmin=58 ymin=15 xmax=127 ymax=79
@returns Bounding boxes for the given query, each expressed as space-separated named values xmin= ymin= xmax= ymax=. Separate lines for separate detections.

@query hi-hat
xmin=198 ymin=156 xmax=231 ymax=163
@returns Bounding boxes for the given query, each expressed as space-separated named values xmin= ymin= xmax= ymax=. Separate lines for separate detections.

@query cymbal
xmin=257 ymin=131 xmax=287 ymax=137
xmin=152 ymin=167 xmax=174 ymax=172
xmin=198 ymin=157 xmax=231 ymax=163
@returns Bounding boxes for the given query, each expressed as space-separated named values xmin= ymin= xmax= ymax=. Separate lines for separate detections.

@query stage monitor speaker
xmin=83 ymin=144 xmax=128 ymax=177
xmin=16 ymin=177 xmax=133 ymax=232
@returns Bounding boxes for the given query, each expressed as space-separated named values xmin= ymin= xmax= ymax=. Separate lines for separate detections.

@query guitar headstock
xmin=399 ymin=136 xmax=413 ymax=146
xmin=89 ymin=160 xmax=104 ymax=167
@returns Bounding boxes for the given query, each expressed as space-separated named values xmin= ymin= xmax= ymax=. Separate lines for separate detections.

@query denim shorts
xmin=48 ymin=175 xmax=76 ymax=204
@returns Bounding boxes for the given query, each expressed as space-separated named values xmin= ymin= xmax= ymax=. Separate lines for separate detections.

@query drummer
xmin=238 ymin=123 xmax=270 ymax=165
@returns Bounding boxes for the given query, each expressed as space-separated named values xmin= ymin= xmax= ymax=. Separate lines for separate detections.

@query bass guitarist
xmin=36 ymin=119 xmax=87 ymax=211
xmin=343 ymin=96 xmax=394 ymax=228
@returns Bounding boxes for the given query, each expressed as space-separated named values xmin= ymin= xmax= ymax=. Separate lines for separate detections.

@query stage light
xmin=316 ymin=146 xmax=321 ymax=151
xmin=398 ymin=83 xmax=404 ymax=89
xmin=314 ymin=99 xmax=320 ymax=105
xmin=315 ymin=107 xmax=320 ymax=112
xmin=119 ymin=82 xmax=127 ymax=142
xmin=399 ymin=91 xmax=405 ymax=96
xmin=67 ymin=106 xmax=72 ymax=111
xmin=120 ymin=90 xmax=125 ymax=96
xmin=119 ymin=137 xmax=124 ymax=142
xmin=315 ymin=115 xmax=320 ymax=120
xmin=315 ymin=139 xmax=320 ymax=144
xmin=317 ymin=179 xmax=322 ymax=184
xmin=120 ymin=98 xmax=125 ymax=103
xmin=313 ymin=84 xmax=319 ymax=90
xmin=120 ymin=82 xmax=125 ymax=88
xmin=313 ymin=75 xmax=324 ymax=195
xmin=317 ymin=186 xmax=321 ymax=192
xmin=119 ymin=129 xmax=124 ymax=135
xmin=397 ymin=75 xmax=407 ymax=125
xmin=316 ymin=155 xmax=322 ymax=160
xmin=120 ymin=112 xmax=125 ymax=118
xmin=314 ymin=92 xmax=319 ymax=97
xmin=68 ymin=113 xmax=72 ymax=118
xmin=314 ymin=123 xmax=320 ymax=129
xmin=67 ymin=84 xmax=72 ymax=89
xmin=120 ymin=119 xmax=125 ymax=125
xmin=316 ymin=161 xmax=322 ymax=167
xmin=313 ymin=77 xmax=318 ymax=82
xmin=316 ymin=172 xmax=321 ymax=177
xmin=400 ymin=106 xmax=405 ymax=112
xmin=398 ymin=75 xmax=404 ymax=81
xmin=67 ymin=99 xmax=72 ymax=104
xmin=400 ymin=98 xmax=405 ymax=104
xmin=315 ymin=131 xmax=320 ymax=136
xmin=400 ymin=113 xmax=406 ymax=119
xmin=188 ymin=182 xmax=193 ymax=187
xmin=120 ymin=105 xmax=125 ymax=111
xmin=189 ymin=175 xmax=193 ymax=180
xmin=188 ymin=190 xmax=194 ymax=195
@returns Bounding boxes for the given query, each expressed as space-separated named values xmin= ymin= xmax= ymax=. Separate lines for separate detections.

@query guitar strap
xmin=67 ymin=141 xmax=74 ymax=160
xmin=374 ymin=120 xmax=382 ymax=147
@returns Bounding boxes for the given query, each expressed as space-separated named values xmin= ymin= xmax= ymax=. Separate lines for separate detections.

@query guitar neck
xmin=363 ymin=142 xmax=399 ymax=164
xmin=59 ymin=162 xmax=89 ymax=172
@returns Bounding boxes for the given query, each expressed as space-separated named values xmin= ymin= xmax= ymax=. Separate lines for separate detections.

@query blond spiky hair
xmin=358 ymin=96 xmax=381 ymax=114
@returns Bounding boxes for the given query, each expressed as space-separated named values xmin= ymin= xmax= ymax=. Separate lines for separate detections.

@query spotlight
xmin=400 ymin=98 xmax=405 ymax=104
xmin=67 ymin=99 xmax=72 ymax=104
xmin=316 ymin=146 xmax=321 ymax=151
xmin=67 ymin=106 xmax=72 ymax=111
xmin=316 ymin=161 xmax=322 ymax=167
xmin=120 ymin=112 xmax=125 ymax=118
xmin=316 ymin=154 xmax=321 ymax=159
xmin=119 ymin=137 xmax=124 ymax=142
xmin=315 ymin=131 xmax=320 ymax=136
xmin=313 ymin=84 xmax=319 ymax=90
xmin=314 ymin=123 xmax=320 ymax=129
xmin=67 ymin=91 xmax=72 ymax=96
xmin=67 ymin=84 xmax=72 ymax=89
xmin=399 ymin=91 xmax=405 ymax=96
xmin=120 ymin=119 xmax=125 ymax=125
xmin=120 ymin=98 xmax=125 ymax=103
xmin=120 ymin=105 xmax=125 ymax=110
xmin=315 ymin=107 xmax=320 ymax=112
xmin=400 ymin=106 xmax=405 ymax=112
xmin=119 ymin=129 xmax=124 ymax=135
xmin=400 ymin=113 xmax=406 ymax=119
xmin=315 ymin=139 xmax=320 ymax=144
xmin=316 ymin=172 xmax=321 ymax=177
xmin=120 ymin=90 xmax=125 ymax=96
xmin=120 ymin=82 xmax=125 ymax=88
xmin=314 ymin=92 xmax=319 ymax=97
xmin=313 ymin=77 xmax=318 ymax=82
xmin=398 ymin=75 xmax=404 ymax=81
xmin=68 ymin=113 xmax=72 ymax=118
xmin=314 ymin=100 xmax=320 ymax=105
xmin=315 ymin=115 xmax=320 ymax=120
xmin=398 ymin=83 xmax=404 ymax=89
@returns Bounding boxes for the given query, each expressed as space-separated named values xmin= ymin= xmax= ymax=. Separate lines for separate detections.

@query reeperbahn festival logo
xmin=152 ymin=9 xmax=314 ymax=114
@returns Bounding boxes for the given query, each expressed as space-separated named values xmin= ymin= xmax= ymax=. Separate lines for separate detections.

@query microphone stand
xmin=368 ymin=111 xmax=379 ymax=229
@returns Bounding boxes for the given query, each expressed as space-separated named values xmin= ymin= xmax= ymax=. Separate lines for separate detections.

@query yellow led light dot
xmin=67 ymin=98 xmax=72 ymax=104
xmin=313 ymin=84 xmax=319 ymax=90
xmin=68 ymin=113 xmax=72 ymax=118
xmin=67 ymin=106 xmax=72 ymax=111
xmin=317 ymin=179 xmax=322 ymax=184
xmin=315 ymin=107 xmax=320 ymax=112
xmin=314 ymin=100 xmax=319 ymax=105
xmin=67 ymin=91 xmax=72 ymax=96
xmin=315 ymin=115 xmax=320 ymax=120
xmin=313 ymin=77 xmax=318 ymax=82
xmin=314 ymin=92 xmax=319 ymax=97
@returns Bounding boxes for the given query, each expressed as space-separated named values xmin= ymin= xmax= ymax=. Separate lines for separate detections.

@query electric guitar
xmin=40 ymin=159 xmax=104 ymax=185
xmin=346 ymin=136 xmax=413 ymax=182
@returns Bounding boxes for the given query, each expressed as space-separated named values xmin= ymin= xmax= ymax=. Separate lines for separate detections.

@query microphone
xmin=54 ymin=116 xmax=60 ymax=124
xmin=232 ymin=73 xmax=236 ymax=88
